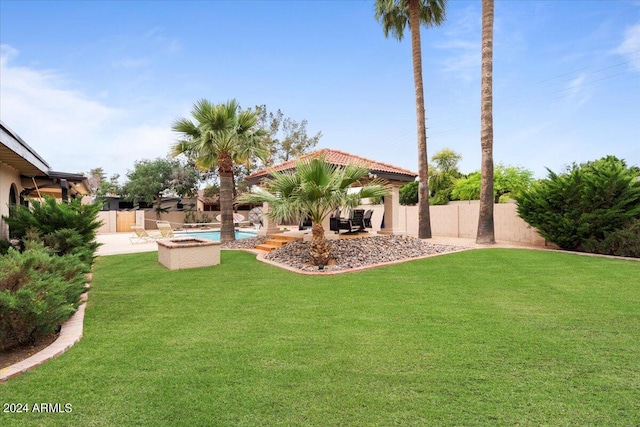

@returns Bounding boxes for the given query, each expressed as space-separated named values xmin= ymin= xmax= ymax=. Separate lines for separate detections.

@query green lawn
xmin=1 ymin=249 xmax=639 ymax=426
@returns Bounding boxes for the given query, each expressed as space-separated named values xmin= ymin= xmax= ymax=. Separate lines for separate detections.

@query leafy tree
xmin=429 ymin=148 xmax=462 ymax=205
xmin=86 ymin=167 xmax=106 ymax=193
xmin=515 ymin=156 xmax=640 ymax=254
xmin=400 ymin=180 xmax=419 ymax=205
xmin=376 ymin=0 xmax=447 ymax=239
xmin=87 ymin=168 xmax=121 ymax=204
xmin=239 ymin=156 xmax=389 ymax=266
xmin=400 ymin=148 xmax=462 ymax=206
xmin=477 ymin=0 xmax=495 ymax=244
xmin=120 ymin=158 xmax=200 ymax=218
xmin=172 ymin=99 xmax=268 ymax=242
xmin=452 ymin=164 xmax=534 ymax=203
xmin=255 ymin=105 xmax=322 ymax=166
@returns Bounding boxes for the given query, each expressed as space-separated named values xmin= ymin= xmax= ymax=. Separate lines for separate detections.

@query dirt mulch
xmin=0 ymin=332 xmax=60 ymax=370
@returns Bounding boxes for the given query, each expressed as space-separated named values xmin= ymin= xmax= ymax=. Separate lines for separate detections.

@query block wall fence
xmin=97 ymin=202 xmax=551 ymax=248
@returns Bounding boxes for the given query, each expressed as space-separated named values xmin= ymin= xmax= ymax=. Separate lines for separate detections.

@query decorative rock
xmin=264 ymin=236 xmax=467 ymax=272
xmin=221 ymin=236 xmax=267 ymax=250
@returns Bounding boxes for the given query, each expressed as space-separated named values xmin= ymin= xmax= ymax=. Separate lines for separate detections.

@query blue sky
xmin=1 ymin=0 xmax=638 ymax=182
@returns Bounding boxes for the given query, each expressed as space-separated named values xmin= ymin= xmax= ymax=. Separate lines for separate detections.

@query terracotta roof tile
xmin=246 ymin=149 xmax=417 ymax=183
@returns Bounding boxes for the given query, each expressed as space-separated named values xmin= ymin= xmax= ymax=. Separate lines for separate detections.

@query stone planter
xmin=157 ymin=238 xmax=220 ymax=270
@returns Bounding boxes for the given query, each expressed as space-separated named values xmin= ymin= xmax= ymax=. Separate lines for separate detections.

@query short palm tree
xmin=239 ymin=156 xmax=389 ymax=266
xmin=172 ymin=99 xmax=268 ymax=243
xmin=375 ymin=0 xmax=447 ymax=239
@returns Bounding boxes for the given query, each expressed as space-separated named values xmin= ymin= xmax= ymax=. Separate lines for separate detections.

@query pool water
xmin=175 ymin=230 xmax=257 ymax=242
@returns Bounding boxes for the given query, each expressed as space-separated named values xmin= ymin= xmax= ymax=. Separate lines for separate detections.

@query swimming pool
xmin=174 ymin=230 xmax=257 ymax=242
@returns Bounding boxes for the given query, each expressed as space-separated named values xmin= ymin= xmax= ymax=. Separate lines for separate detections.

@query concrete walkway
xmin=96 ymin=231 xmax=544 ymax=257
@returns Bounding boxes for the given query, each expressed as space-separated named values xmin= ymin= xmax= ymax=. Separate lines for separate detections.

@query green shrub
xmin=0 ymin=240 xmax=11 ymax=255
xmin=0 ymin=246 xmax=88 ymax=351
xmin=399 ymin=181 xmax=418 ymax=205
xmin=515 ymin=156 xmax=640 ymax=256
xmin=3 ymin=196 xmax=102 ymax=265
xmin=582 ymin=219 xmax=640 ymax=258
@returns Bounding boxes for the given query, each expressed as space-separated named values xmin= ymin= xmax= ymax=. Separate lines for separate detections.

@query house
xmin=245 ymin=148 xmax=418 ymax=236
xmin=0 ymin=121 xmax=91 ymax=240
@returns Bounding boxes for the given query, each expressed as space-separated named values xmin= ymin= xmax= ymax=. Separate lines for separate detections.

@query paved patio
xmin=96 ymin=230 xmax=541 ymax=257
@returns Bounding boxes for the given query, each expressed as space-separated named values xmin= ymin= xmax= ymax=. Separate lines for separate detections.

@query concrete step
xmin=255 ymin=243 xmax=280 ymax=252
xmin=265 ymin=239 xmax=289 ymax=248
xmin=256 ymin=234 xmax=303 ymax=252
xmin=265 ymin=234 xmax=303 ymax=242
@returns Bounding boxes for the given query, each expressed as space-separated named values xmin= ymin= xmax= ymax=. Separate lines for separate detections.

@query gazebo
xmin=245 ymin=148 xmax=417 ymax=236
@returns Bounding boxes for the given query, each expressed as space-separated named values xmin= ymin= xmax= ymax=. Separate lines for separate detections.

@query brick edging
xmin=0 ymin=293 xmax=88 ymax=382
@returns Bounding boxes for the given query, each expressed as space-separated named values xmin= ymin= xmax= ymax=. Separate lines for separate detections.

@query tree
xmin=120 ymin=158 xmax=200 ymax=218
xmin=86 ymin=167 xmax=106 ymax=193
xmin=429 ymin=147 xmax=462 ymax=205
xmin=172 ymin=99 xmax=268 ymax=243
xmin=238 ymin=156 xmax=389 ymax=266
xmin=515 ymin=156 xmax=640 ymax=254
xmin=451 ymin=164 xmax=534 ymax=202
xmin=86 ymin=168 xmax=120 ymax=204
xmin=255 ymin=105 xmax=322 ymax=166
xmin=376 ymin=0 xmax=447 ymax=239
xmin=477 ymin=0 xmax=495 ymax=244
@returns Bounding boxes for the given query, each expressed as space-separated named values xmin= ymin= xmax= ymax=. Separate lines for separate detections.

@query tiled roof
xmin=245 ymin=149 xmax=417 ymax=183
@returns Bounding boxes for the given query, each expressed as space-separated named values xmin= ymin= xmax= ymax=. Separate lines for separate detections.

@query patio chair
xmin=156 ymin=221 xmax=175 ymax=238
xmin=329 ymin=209 xmax=362 ymax=234
xmin=363 ymin=209 xmax=373 ymax=229
xmin=350 ymin=209 xmax=365 ymax=231
xmin=129 ymin=224 xmax=162 ymax=243
xmin=299 ymin=213 xmax=312 ymax=231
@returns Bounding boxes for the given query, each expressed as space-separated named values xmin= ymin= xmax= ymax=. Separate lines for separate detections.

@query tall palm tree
xmin=172 ymin=99 xmax=268 ymax=243
xmin=239 ymin=156 xmax=389 ymax=266
xmin=375 ymin=0 xmax=447 ymax=239
xmin=477 ymin=0 xmax=495 ymax=244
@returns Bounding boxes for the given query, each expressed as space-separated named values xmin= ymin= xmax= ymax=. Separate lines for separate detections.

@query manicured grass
xmin=1 ymin=249 xmax=639 ymax=426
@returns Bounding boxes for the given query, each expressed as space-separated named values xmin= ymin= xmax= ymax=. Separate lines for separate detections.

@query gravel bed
xmin=221 ymin=236 xmax=267 ymax=250
xmin=264 ymin=235 xmax=468 ymax=272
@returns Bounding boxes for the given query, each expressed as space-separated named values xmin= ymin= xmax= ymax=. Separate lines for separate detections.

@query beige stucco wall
xmin=356 ymin=201 xmax=548 ymax=247
xmin=0 ymin=163 xmax=22 ymax=240
xmin=96 ymin=211 xmax=118 ymax=234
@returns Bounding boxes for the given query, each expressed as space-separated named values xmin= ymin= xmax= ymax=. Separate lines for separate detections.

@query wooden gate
xmin=116 ymin=211 xmax=136 ymax=233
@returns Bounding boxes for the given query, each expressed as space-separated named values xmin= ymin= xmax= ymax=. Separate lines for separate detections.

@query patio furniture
xmin=363 ymin=209 xmax=373 ymax=229
xmin=329 ymin=209 xmax=362 ymax=234
xmin=156 ymin=221 xmax=175 ymax=238
xmin=129 ymin=224 xmax=162 ymax=243
xmin=299 ymin=214 xmax=312 ymax=231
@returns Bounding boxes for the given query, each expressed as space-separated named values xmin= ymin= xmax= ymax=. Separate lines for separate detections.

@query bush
xmin=400 ymin=181 xmax=418 ymax=206
xmin=3 ymin=196 xmax=102 ymax=265
xmin=0 ymin=240 xmax=11 ymax=255
xmin=0 ymin=245 xmax=89 ymax=351
xmin=516 ymin=156 xmax=640 ymax=256
xmin=582 ymin=219 xmax=640 ymax=258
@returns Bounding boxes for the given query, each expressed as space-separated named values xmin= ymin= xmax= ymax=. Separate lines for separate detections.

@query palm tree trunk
xmin=409 ymin=0 xmax=432 ymax=239
xmin=477 ymin=0 xmax=495 ymax=244
xmin=310 ymin=222 xmax=331 ymax=266
xmin=218 ymin=152 xmax=236 ymax=243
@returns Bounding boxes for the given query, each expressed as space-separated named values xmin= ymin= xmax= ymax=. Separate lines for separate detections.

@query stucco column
xmin=378 ymin=183 xmax=405 ymax=235
xmin=258 ymin=202 xmax=281 ymax=236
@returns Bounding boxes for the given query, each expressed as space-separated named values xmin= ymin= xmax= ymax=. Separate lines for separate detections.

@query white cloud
xmin=615 ymin=22 xmax=640 ymax=72
xmin=0 ymin=45 xmax=174 ymax=179
xmin=435 ymin=5 xmax=480 ymax=82
xmin=564 ymin=73 xmax=591 ymax=106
